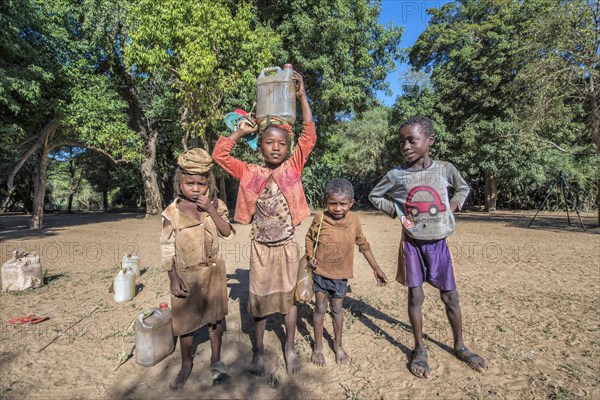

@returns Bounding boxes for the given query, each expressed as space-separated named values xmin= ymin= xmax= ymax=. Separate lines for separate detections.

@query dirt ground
xmin=0 ymin=209 xmax=598 ymax=399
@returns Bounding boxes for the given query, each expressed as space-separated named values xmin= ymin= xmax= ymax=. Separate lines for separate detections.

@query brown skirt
xmin=171 ymin=258 xmax=228 ymax=336
xmin=248 ymin=238 xmax=300 ymax=318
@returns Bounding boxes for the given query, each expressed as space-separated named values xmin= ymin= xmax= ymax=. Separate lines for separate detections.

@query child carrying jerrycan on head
xmin=213 ymin=69 xmax=315 ymax=376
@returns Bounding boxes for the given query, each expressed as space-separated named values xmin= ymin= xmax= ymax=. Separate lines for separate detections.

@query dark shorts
xmin=404 ymin=236 xmax=456 ymax=291
xmin=312 ymin=272 xmax=348 ymax=299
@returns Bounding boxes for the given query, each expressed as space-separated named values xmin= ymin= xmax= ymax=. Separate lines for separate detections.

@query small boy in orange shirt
xmin=306 ymin=178 xmax=388 ymax=366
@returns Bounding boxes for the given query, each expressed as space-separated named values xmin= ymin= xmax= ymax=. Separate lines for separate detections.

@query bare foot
xmin=285 ymin=344 xmax=302 ymax=374
xmin=454 ymin=347 xmax=488 ymax=372
xmin=334 ymin=343 xmax=349 ymax=364
xmin=409 ymin=350 xmax=430 ymax=379
xmin=246 ymin=351 xmax=265 ymax=376
xmin=169 ymin=363 xmax=192 ymax=391
xmin=311 ymin=349 xmax=326 ymax=367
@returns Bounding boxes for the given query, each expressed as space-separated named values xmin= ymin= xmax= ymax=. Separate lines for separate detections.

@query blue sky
xmin=377 ymin=0 xmax=453 ymax=105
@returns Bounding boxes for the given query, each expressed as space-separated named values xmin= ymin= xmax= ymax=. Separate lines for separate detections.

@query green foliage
xmin=247 ymin=0 xmax=404 ymax=128
xmin=62 ymin=71 xmax=139 ymax=161
xmin=325 ymin=105 xmax=392 ymax=179
xmin=0 ymin=0 xmax=58 ymax=147
xmin=124 ymin=0 xmax=279 ymax=142
xmin=407 ymin=0 xmax=598 ymax=210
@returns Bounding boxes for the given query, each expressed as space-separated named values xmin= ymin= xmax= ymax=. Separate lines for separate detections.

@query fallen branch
xmin=38 ymin=306 xmax=99 ymax=353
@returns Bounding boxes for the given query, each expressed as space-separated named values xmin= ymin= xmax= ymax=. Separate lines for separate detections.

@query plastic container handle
xmin=138 ymin=309 xmax=160 ymax=328
xmin=258 ymin=66 xmax=282 ymax=78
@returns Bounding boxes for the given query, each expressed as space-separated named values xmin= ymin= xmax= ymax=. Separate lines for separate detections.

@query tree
xmin=512 ymin=0 xmax=600 ymax=220
xmin=322 ymin=105 xmax=393 ymax=204
xmin=247 ymin=0 xmax=404 ymax=129
xmin=124 ymin=0 xmax=278 ymax=150
xmin=0 ymin=0 xmax=61 ymax=218
xmin=409 ymin=0 xmax=578 ymax=212
xmin=1 ymin=0 xmax=140 ymax=227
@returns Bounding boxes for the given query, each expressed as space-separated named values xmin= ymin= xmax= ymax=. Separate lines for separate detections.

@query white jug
xmin=121 ymin=254 xmax=141 ymax=277
xmin=113 ymin=268 xmax=136 ymax=303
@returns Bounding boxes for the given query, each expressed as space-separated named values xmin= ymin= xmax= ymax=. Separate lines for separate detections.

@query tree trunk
xmin=588 ymin=73 xmax=600 ymax=225
xmin=219 ymin=174 xmax=228 ymax=207
xmin=1 ymin=119 xmax=58 ymax=213
xmin=103 ymin=190 xmax=108 ymax=212
xmin=141 ymin=128 xmax=162 ymax=215
xmin=67 ymin=194 xmax=74 ymax=213
xmin=484 ymin=171 xmax=497 ymax=212
xmin=31 ymin=143 xmax=52 ymax=229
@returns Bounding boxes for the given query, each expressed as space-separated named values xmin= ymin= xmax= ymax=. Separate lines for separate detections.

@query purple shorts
xmin=403 ymin=236 xmax=456 ymax=291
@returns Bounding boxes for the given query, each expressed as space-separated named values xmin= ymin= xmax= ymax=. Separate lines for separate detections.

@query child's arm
xmin=212 ymin=122 xmax=258 ymax=180
xmin=362 ymin=250 xmax=388 ymax=286
xmin=304 ymin=213 xmax=321 ymax=269
xmin=168 ymin=268 xmax=188 ymax=298
xmin=295 ymin=71 xmax=313 ymax=123
xmin=368 ymin=172 xmax=399 ymax=218
xmin=446 ymin=163 xmax=470 ymax=212
xmin=355 ymin=217 xmax=387 ymax=285
xmin=161 ymin=218 xmax=188 ymax=297
xmin=289 ymin=71 xmax=316 ymax=171
xmin=196 ymin=196 xmax=232 ymax=237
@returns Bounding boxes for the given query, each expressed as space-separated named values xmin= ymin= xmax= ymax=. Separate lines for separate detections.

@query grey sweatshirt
xmin=369 ymin=161 xmax=470 ymax=240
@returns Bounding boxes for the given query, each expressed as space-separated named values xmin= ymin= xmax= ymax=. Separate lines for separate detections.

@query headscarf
xmin=259 ymin=116 xmax=294 ymax=137
xmin=177 ymin=148 xmax=213 ymax=174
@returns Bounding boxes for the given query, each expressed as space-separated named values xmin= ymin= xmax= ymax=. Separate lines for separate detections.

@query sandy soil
xmin=0 ymin=210 xmax=598 ymax=399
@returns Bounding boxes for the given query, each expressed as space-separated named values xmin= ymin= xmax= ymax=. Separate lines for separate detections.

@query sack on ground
xmin=1 ymin=250 xmax=44 ymax=291
xmin=294 ymin=254 xmax=314 ymax=303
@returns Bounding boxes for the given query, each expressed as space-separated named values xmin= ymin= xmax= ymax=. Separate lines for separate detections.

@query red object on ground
xmin=8 ymin=315 xmax=48 ymax=324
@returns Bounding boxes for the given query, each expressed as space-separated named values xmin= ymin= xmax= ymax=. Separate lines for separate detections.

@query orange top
xmin=212 ymin=122 xmax=316 ymax=226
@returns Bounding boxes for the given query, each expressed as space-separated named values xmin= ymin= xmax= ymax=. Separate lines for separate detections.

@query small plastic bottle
xmin=113 ymin=268 xmax=136 ymax=303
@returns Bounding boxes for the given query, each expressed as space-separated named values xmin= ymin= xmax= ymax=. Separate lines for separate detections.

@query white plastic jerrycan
xmin=134 ymin=303 xmax=175 ymax=367
xmin=113 ymin=268 xmax=136 ymax=303
xmin=121 ymin=254 xmax=141 ymax=277
xmin=256 ymin=64 xmax=296 ymax=125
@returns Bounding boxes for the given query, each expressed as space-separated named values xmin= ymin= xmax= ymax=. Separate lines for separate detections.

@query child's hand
xmin=374 ymin=268 xmax=388 ymax=286
xmin=170 ymin=274 xmax=188 ymax=298
xmin=237 ymin=120 xmax=259 ymax=136
xmin=307 ymin=256 xmax=318 ymax=270
xmin=293 ymin=71 xmax=306 ymax=98
xmin=196 ymin=195 xmax=215 ymax=213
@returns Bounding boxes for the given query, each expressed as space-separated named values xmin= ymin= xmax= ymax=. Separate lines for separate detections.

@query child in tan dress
xmin=160 ymin=148 xmax=235 ymax=391
xmin=213 ymin=71 xmax=315 ymax=375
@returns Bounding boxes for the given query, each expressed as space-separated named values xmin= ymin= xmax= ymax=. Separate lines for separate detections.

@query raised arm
xmin=294 ymin=71 xmax=313 ymax=123
xmin=212 ymin=122 xmax=258 ymax=180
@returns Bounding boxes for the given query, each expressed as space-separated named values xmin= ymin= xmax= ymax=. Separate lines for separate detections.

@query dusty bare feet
xmin=311 ymin=349 xmax=326 ymax=367
xmin=246 ymin=351 xmax=265 ymax=377
xmin=285 ymin=343 xmax=302 ymax=374
xmin=169 ymin=363 xmax=192 ymax=391
xmin=334 ymin=343 xmax=349 ymax=364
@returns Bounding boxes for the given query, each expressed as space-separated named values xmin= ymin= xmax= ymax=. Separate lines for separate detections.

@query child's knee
xmin=408 ymin=288 xmax=425 ymax=306
xmin=440 ymin=290 xmax=459 ymax=306
xmin=315 ymin=298 xmax=328 ymax=314
xmin=330 ymin=298 xmax=343 ymax=315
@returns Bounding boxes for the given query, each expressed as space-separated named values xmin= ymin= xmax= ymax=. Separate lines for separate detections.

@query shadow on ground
xmin=0 ymin=212 xmax=147 ymax=241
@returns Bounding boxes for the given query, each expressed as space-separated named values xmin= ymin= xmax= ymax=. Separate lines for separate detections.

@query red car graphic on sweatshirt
xmin=406 ymin=185 xmax=447 ymax=217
